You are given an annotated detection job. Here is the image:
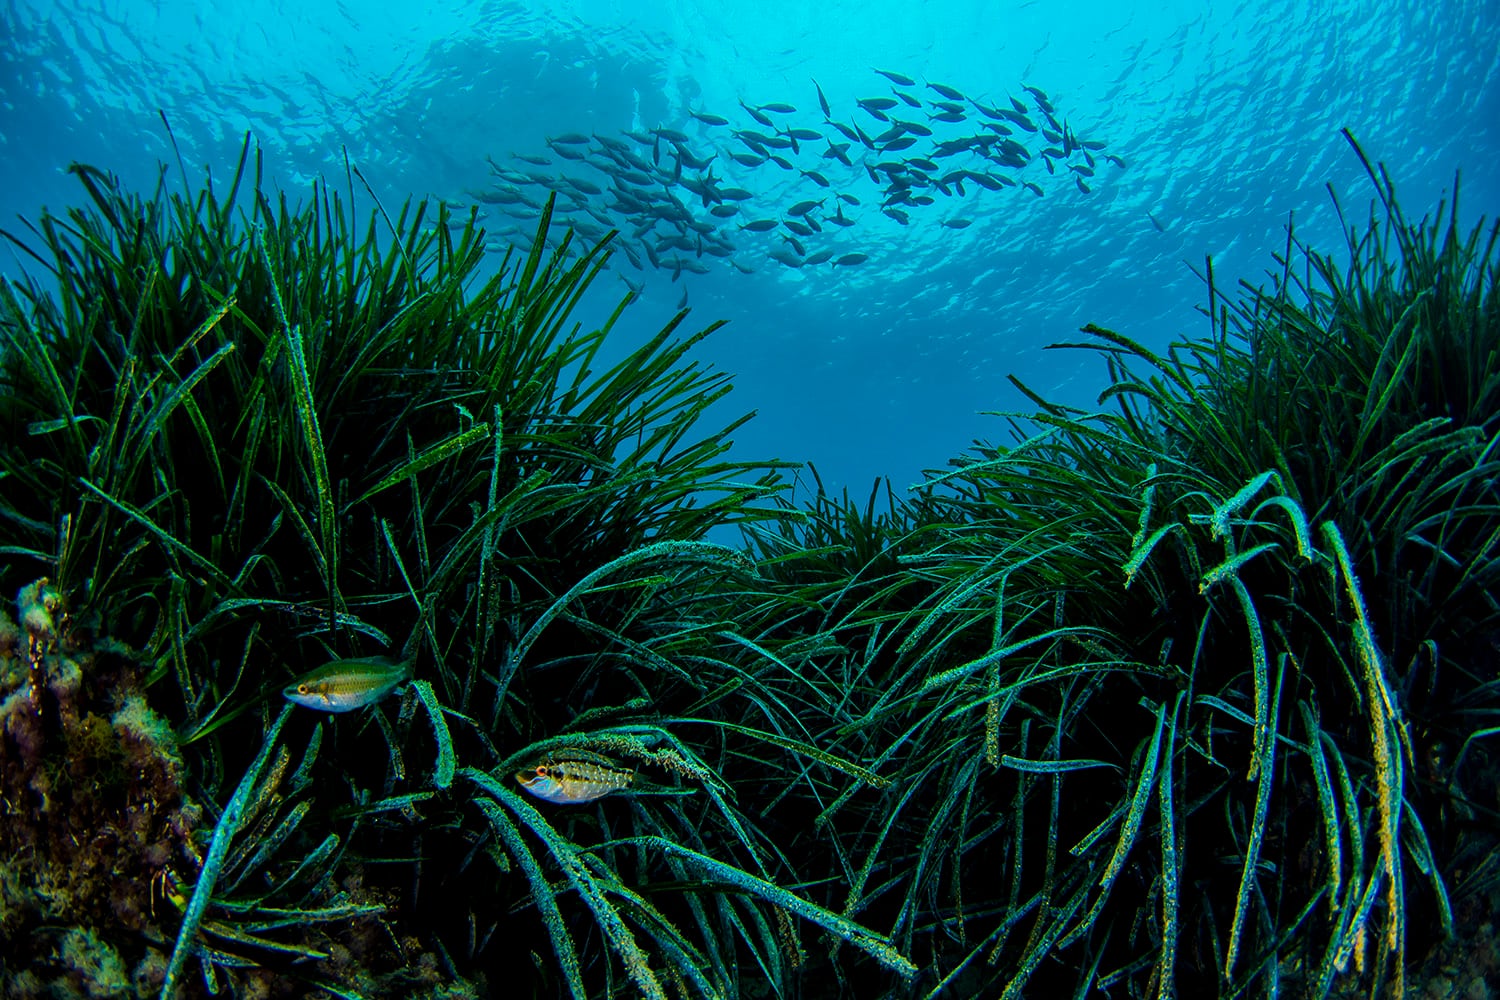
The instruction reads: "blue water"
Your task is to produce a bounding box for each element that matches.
[3,0,1497,498]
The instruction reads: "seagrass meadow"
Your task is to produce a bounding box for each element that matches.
[0,131,1497,999]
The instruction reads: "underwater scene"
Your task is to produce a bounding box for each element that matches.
[1,0,1499,997]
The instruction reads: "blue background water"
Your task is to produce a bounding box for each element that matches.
[3,0,1497,499]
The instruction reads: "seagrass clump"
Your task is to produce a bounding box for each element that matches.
[763,135,1497,997]
[0,135,919,997]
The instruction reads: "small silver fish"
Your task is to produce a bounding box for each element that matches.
[515,749,634,804]
[282,656,411,713]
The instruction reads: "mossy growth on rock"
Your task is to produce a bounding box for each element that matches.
[0,581,198,996]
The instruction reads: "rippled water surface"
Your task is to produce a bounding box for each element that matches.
[3,0,1497,492]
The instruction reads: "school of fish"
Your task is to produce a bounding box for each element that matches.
[470,68,1122,294]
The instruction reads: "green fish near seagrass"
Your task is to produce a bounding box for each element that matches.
[513,748,700,804]
[515,749,636,804]
[282,656,411,713]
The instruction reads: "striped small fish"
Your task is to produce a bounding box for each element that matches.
[282,657,411,713]
[515,749,634,804]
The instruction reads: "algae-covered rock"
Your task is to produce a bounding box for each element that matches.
[58,927,130,998]
[0,608,20,662]
[129,948,167,996]
[0,605,199,998]
[111,692,183,771]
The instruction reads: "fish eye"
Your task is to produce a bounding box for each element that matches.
[298,683,309,694]
[535,765,549,777]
